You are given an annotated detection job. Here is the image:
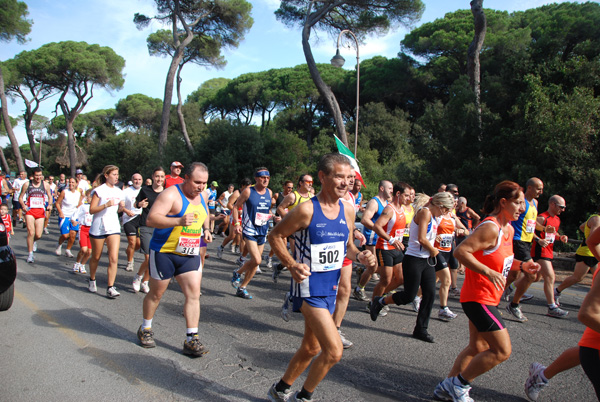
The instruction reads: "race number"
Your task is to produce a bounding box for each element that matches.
[502,255,514,278]
[525,219,536,233]
[255,212,272,226]
[176,236,200,255]
[439,233,453,249]
[29,196,44,208]
[310,241,344,272]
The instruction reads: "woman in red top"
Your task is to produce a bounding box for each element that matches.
[434,181,540,402]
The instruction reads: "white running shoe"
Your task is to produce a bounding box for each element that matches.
[434,377,474,402]
[65,249,74,258]
[140,281,150,294]
[106,286,120,299]
[266,256,273,269]
[338,329,353,349]
[27,253,34,263]
[525,362,548,401]
[217,245,224,259]
[88,279,97,293]
[132,275,142,292]
[72,262,80,273]
[43,227,49,235]
[79,264,87,274]
[412,296,421,312]
[125,260,134,271]
[438,307,458,321]
[55,244,62,256]
[256,266,263,274]
[33,241,37,252]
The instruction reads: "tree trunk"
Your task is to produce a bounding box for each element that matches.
[0,69,25,173]
[25,122,40,163]
[176,63,194,154]
[302,7,348,147]
[0,148,10,174]
[65,119,78,177]
[467,0,486,135]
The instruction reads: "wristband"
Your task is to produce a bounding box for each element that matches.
[234,222,240,226]
[388,236,397,245]
[355,253,361,263]
[520,261,524,272]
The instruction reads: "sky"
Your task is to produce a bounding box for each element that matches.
[0,0,587,147]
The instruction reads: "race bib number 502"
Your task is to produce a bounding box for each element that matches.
[310,241,344,272]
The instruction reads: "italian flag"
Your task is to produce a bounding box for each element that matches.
[334,134,366,188]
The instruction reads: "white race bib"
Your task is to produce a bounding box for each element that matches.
[102,212,120,233]
[545,233,555,244]
[255,212,271,226]
[30,197,44,208]
[394,228,405,238]
[311,241,344,272]
[176,236,200,255]
[440,233,453,249]
[208,201,216,208]
[84,213,93,226]
[404,226,410,237]
[525,219,536,233]
[502,255,514,278]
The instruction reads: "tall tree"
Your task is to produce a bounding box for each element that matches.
[275,0,424,147]
[0,0,32,173]
[134,0,253,158]
[467,0,486,134]
[28,41,125,176]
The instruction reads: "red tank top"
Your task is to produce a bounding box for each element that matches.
[460,217,515,305]
[531,211,560,259]
[579,268,600,350]
[434,214,455,252]
[376,204,406,250]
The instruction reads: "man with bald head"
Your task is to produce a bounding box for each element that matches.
[505,177,547,322]
[530,195,569,318]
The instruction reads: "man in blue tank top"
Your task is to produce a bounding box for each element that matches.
[231,167,274,299]
[266,154,376,402]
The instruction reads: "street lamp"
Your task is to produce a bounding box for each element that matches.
[331,29,360,158]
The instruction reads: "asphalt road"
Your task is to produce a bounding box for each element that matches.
[0,222,596,402]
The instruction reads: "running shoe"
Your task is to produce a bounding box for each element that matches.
[412,331,434,343]
[521,293,534,302]
[234,245,240,254]
[33,241,37,252]
[370,297,385,321]
[236,287,253,299]
[433,377,473,402]
[281,291,291,322]
[371,273,380,282]
[256,266,263,275]
[267,383,292,402]
[106,286,120,299]
[547,306,568,318]
[266,256,273,269]
[235,256,246,267]
[88,279,97,293]
[438,307,457,321]
[506,304,528,322]
[272,263,283,283]
[183,334,208,357]
[44,227,49,235]
[231,270,242,289]
[353,287,369,302]
[365,301,388,317]
[217,245,224,259]
[140,281,150,294]
[65,249,74,258]
[553,288,561,306]
[137,325,155,348]
[55,244,62,256]
[293,392,312,402]
[525,362,548,401]
[133,275,142,292]
[230,244,236,253]
[502,283,514,302]
[27,253,34,263]
[448,287,461,299]
[338,329,353,349]
[79,264,87,274]
[72,262,80,274]
[125,260,134,271]
[411,296,421,312]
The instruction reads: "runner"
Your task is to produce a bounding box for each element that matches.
[456,196,481,232]
[12,171,28,227]
[354,180,392,302]
[132,167,165,293]
[137,162,212,356]
[76,169,92,194]
[504,177,545,322]
[122,173,143,272]
[70,189,93,274]
[231,167,274,299]
[351,178,364,213]
[554,208,600,303]
[87,165,125,298]
[165,161,184,188]
[433,180,540,402]
[207,181,218,233]
[216,178,251,258]
[266,180,293,269]
[530,195,569,318]
[19,168,53,263]
[54,177,82,258]
[370,192,454,343]
[266,153,375,402]
[0,203,14,243]
[215,183,235,236]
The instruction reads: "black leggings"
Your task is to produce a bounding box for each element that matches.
[580,346,600,400]
[391,254,436,334]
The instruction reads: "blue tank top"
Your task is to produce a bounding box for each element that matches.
[363,197,387,243]
[292,197,349,297]
[242,186,272,237]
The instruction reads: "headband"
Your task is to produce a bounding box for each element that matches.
[255,170,270,177]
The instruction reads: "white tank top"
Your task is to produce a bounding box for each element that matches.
[61,189,81,217]
[405,207,439,258]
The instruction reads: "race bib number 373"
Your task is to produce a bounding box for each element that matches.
[310,241,344,272]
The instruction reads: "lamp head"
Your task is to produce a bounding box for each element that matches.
[330,48,345,68]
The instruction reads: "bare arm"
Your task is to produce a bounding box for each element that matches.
[360,198,379,230]
[276,192,296,218]
[579,228,600,332]
[373,206,404,250]
[468,207,481,227]
[146,187,191,229]
[232,187,250,234]
[55,190,66,218]
[344,205,376,267]
[18,182,29,210]
[415,208,438,257]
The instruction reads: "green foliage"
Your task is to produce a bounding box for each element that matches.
[115,94,162,132]
[0,0,32,44]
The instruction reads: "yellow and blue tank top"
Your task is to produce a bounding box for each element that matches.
[288,190,313,212]
[511,199,537,242]
[150,184,208,256]
[576,214,599,257]
[292,197,349,297]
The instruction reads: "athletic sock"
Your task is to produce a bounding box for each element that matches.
[296,387,313,400]
[380,297,387,306]
[142,318,153,329]
[510,302,519,308]
[548,303,558,309]
[186,327,199,341]
[555,287,561,294]
[457,374,470,386]
[275,379,291,393]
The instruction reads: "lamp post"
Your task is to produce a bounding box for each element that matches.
[331,29,360,158]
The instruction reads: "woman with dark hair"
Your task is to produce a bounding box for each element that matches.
[88,165,125,299]
[433,181,541,402]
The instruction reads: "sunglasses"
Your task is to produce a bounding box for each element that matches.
[304,180,313,185]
